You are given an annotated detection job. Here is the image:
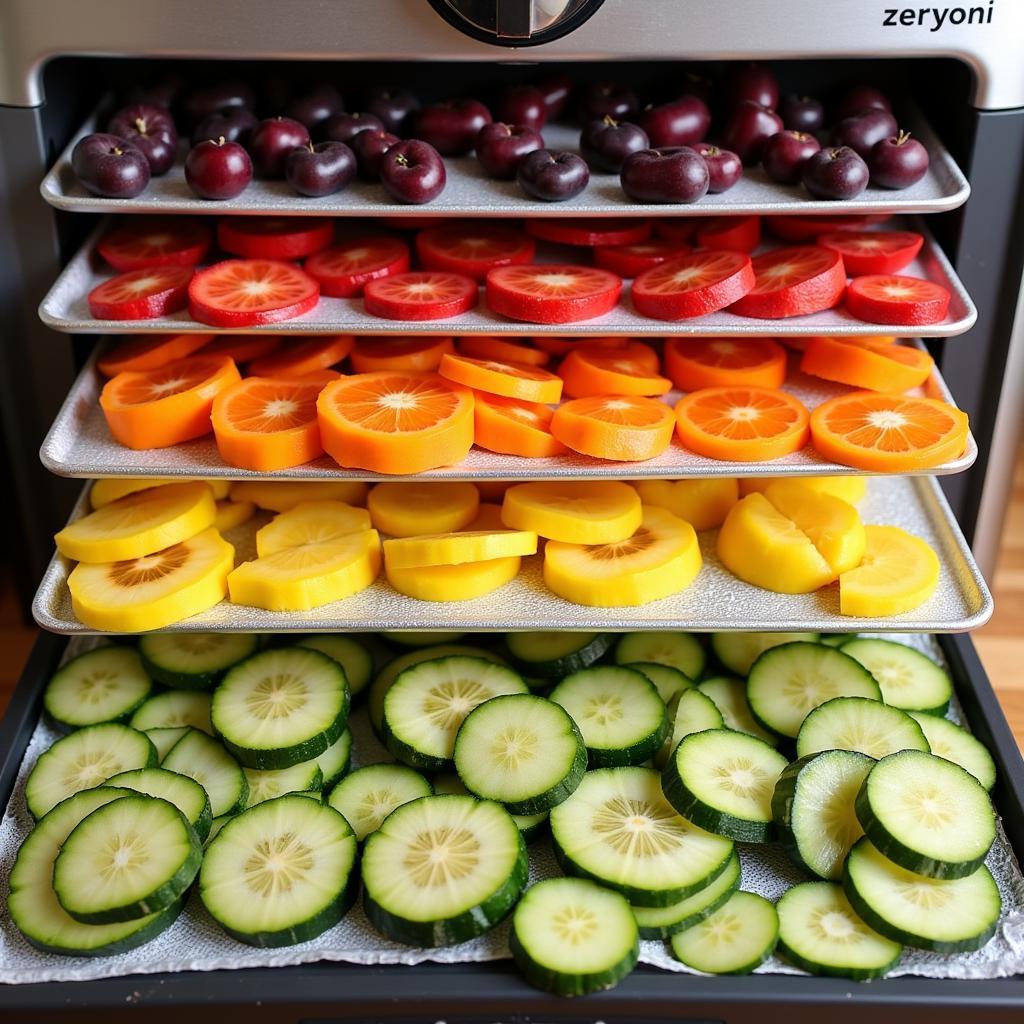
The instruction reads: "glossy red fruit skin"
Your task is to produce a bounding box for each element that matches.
[364,272,478,321]
[497,86,548,131]
[631,252,756,320]
[802,146,870,200]
[181,80,254,129]
[486,265,622,324]
[580,118,650,173]
[249,117,311,178]
[367,88,421,135]
[72,133,151,198]
[380,139,447,204]
[538,75,573,118]
[761,131,822,185]
[639,96,711,148]
[192,108,258,147]
[321,111,385,145]
[97,219,212,272]
[722,101,784,165]
[730,247,847,319]
[696,215,761,253]
[846,275,950,325]
[476,123,545,179]
[304,237,411,297]
[415,100,492,156]
[869,132,930,189]
[831,110,899,160]
[593,240,690,278]
[352,129,400,180]
[517,150,590,201]
[727,62,780,110]
[693,144,742,193]
[580,82,639,123]
[835,85,892,121]
[525,218,650,247]
[620,147,709,204]
[778,94,825,133]
[107,104,178,175]
[217,217,334,260]
[88,266,193,320]
[285,85,344,132]
[285,141,356,197]
[184,138,253,200]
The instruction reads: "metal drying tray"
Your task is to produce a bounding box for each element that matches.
[32,475,993,635]
[40,341,978,482]
[40,105,969,218]
[38,216,978,338]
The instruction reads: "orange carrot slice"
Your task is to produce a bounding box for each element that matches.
[438,353,563,403]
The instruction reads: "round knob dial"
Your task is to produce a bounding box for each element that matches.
[429,0,606,46]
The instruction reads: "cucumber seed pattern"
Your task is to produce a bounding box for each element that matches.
[405,827,480,887]
[245,674,309,720]
[490,727,538,771]
[552,904,600,945]
[244,831,315,897]
[592,794,689,857]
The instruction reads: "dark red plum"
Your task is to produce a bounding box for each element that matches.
[497,86,548,131]
[415,100,492,156]
[580,117,649,173]
[181,81,254,128]
[352,129,400,179]
[620,147,709,204]
[107,104,177,175]
[380,140,447,204]
[192,108,258,147]
[694,143,742,193]
[727,63,780,110]
[870,131,930,188]
[517,149,589,201]
[367,88,421,135]
[72,133,151,198]
[761,131,822,185]
[248,117,311,178]
[476,122,544,179]
[640,96,711,148]
[322,112,385,145]
[285,141,356,196]
[835,86,892,121]
[802,146,870,200]
[580,82,639,123]
[722,101,784,165]
[538,75,573,118]
[779,94,825,133]
[184,137,252,200]
[831,109,899,160]
[286,85,345,132]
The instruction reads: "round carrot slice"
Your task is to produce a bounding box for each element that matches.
[212,374,329,471]
[631,251,755,321]
[457,336,550,366]
[800,337,934,393]
[248,335,355,377]
[779,334,896,353]
[473,393,567,458]
[416,223,535,282]
[532,336,629,356]
[188,259,320,327]
[363,272,478,321]
[317,371,474,474]
[351,336,454,373]
[594,239,691,278]
[551,396,675,462]
[438,353,563,403]
[525,218,651,247]
[97,218,212,272]
[810,392,969,472]
[729,246,846,319]
[304,236,411,297]
[88,266,193,321]
[217,216,334,260]
[195,335,284,364]
[674,387,810,462]
[100,356,241,450]
[576,340,661,373]
[817,231,923,276]
[558,348,672,398]
[664,337,788,391]
[845,275,951,326]
[486,265,622,324]
[695,215,761,253]
[97,333,215,377]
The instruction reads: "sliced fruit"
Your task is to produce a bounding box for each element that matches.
[505,632,613,679]
[195,334,283,364]
[98,218,212,272]
[695,215,761,253]
[88,266,193,320]
[631,850,740,938]
[416,223,535,281]
[765,213,890,242]
[544,505,701,606]
[578,339,661,373]
[384,527,537,569]
[631,251,755,321]
[303,235,410,297]
[386,554,521,602]
[130,691,212,733]
[473,393,568,458]
[242,760,323,808]
[89,478,200,509]
[817,231,923,276]
[711,631,820,676]
[351,336,454,373]
[846,275,951,326]
[525,218,651,247]
[318,372,475,473]
[558,348,671,398]
[189,258,320,328]
[217,216,334,260]
[98,333,214,377]
[228,480,368,512]
[670,891,778,975]
[801,337,933,393]
[730,246,846,319]
[652,219,697,244]
[675,386,810,462]
[653,688,724,770]
[632,478,738,531]
[907,712,996,791]
[532,336,629,356]
[738,475,867,504]
[138,632,258,691]
[839,525,939,617]
[256,500,371,556]
[501,481,642,543]
[368,481,479,536]
[696,678,778,746]
[840,638,952,714]
[457,336,549,367]
[486,265,622,324]
[363,271,478,320]
[594,239,691,278]
[44,645,152,730]
[326,764,433,841]
[162,727,248,817]
[614,631,705,680]
[439,352,563,402]
[551,395,676,462]
[664,337,787,391]
[248,335,354,377]
[796,695,930,760]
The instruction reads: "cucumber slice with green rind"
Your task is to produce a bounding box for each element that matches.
[25,723,157,820]
[777,880,902,979]
[908,712,996,791]
[843,838,1001,953]
[510,877,639,996]
[854,750,995,879]
[505,632,613,679]
[840,638,952,714]
[771,750,872,880]
[433,772,547,842]
[625,662,694,704]
[549,666,667,768]
[631,850,741,939]
[106,767,213,842]
[212,647,349,770]
[205,815,232,846]
[327,763,433,841]
[662,729,788,843]
[362,794,528,947]
[243,761,323,809]
[200,794,359,947]
[53,794,201,924]
[711,632,819,676]
[796,696,930,760]
[615,632,705,680]
[383,656,528,771]
[550,766,734,908]
[654,689,724,770]
[697,676,779,747]
[44,646,152,730]
[315,728,353,792]
[454,693,586,814]
[130,691,213,734]
[145,726,189,762]
[746,642,881,739]
[162,727,248,818]
[297,635,373,698]
[138,633,258,690]
[669,890,779,975]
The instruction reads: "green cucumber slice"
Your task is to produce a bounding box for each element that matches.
[711,632,819,676]
[625,662,694,704]
[843,838,1001,953]
[162,727,248,818]
[200,794,359,947]
[908,712,996,791]
[777,880,901,979]
[505,632,613,679]
[130,691,212,733]
[653,688,724,770]
[432,773,547,841]
[670,891,778,975]
[820,634,854,647]
[243,760,323,809]
[454,693,586,813]
[106,766,213,842]
[44,646,151,730]
[697,676,779,747]
[511,877,639,996]
[362,794,528,947]
[840,638,952,714]
[138,633,258,690]
[796,696,930,760]
[297,634,373,698]
[550,766,734,907]
[205,815,232,845]
[314,728,353,792]
[144,726,189,762]
[615,632,705,680]
[327,763,433,841]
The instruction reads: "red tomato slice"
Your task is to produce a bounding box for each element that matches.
[593,239,691,278]
[764,214,890,242]
[653,219,697,244]
[525,218,651,247]
[729,246,846,319]
[88,266,193,320]
[415,223,536,282]
[97,218,212,272]
[695,215,761,254]
[631,250,755,321]
[846,275,951,326]
[217,216,334,260]
[363,272,478,321]
[486,265,622,324]
[188,260,320,327]
[817,231,924,276]
[304,236,411,297]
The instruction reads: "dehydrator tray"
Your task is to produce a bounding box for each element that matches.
[40,341,978,482]
[38,217,978,338]
[31,475,992,635]
[40,106,970,218]
[0,633,1021,989]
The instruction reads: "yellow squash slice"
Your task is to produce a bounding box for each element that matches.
[839,525,939,617]
[367,482,479,537]
[501,481,642,544]
[738,475,867,505]
[383,528,538,569]
[255,500,372,557]
[386,555,521,602]
[213,499,255,533]
[91,477,230,508]
[228,480,368,512]
[632,478,739,531]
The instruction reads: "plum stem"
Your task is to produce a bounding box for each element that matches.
[895,130,913,146]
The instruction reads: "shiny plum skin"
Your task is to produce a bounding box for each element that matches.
[761,131,822,185]
[352,130,400,180]
[286,85,344,132]
[380,139,447,204]
[538,75,573,118]
[722,101,784,165]
[248,117,311,178]
[476,123,545,179]
[107,104,178,175]
[72,133,151,197]
[802,146,870,200]
[517,149,590,201]
[580,82,639,123]
[414,100,492,156]
[580,118,650,173]
[184,138,252,200]
[831,109,899,160]
[869,131,930,189]
[181,81,254,129]
[835,86,892,121]
[694,144,742,193]
[192,108,258,147]
[727,63,780,110]
[778,94,825,133]
[285,141,356,197]
[620,147,710,204]
[367,89,421,135]
[640,96,712,149]
[497,86,548,131]
[322,112,385,145]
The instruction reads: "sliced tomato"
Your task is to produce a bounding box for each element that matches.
[846,275,951,326]
[304,236,410,298]
[525,218,651,247]
[188,259,320,327]
[486,265,622,324]
[817,231,924,276]
[729,246,846,319]
[217,216,334,260]
[593,239,691,278]
[631,250,755,321]
[97,218,212,272]
[695,216,761,253]
[88,266,193,321]
[416,223,536,282]
[652,219,697,244]
[363,271,478,321]
[764,214,890,242]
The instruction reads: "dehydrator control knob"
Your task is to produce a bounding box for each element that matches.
[429,0,606,45]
